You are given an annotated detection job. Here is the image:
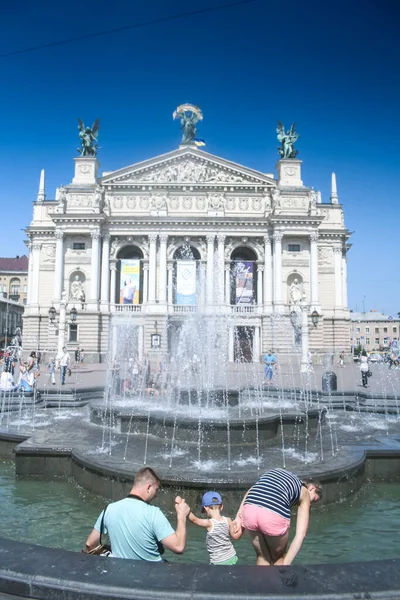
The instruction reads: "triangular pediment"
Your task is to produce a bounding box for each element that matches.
[101,147,275,186]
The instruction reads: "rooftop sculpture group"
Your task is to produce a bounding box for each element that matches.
[276,121,299,159]
[77,118,100,157]
[173,104,203,145]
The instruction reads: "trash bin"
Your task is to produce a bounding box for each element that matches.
[322,371,337,393]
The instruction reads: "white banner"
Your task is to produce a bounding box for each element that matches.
[176,261,196,305]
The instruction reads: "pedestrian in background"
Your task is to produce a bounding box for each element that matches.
[48,357,56,385]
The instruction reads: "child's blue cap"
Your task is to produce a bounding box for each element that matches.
[201,491,222,507]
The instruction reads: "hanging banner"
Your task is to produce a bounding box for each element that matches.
[234,261,254,305]
[176,261,197,305]
[120,260,140,304]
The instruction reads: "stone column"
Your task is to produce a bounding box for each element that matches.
[167,264,173,305]
[30,242,41,305]
[264,234,272,310]
[300,304,310,373]
[257,265,264,308]
[53,228,64,303]
[217,234,225,304]
[90,229,101,302]
[143,265,149,303]
[253,326,260,363]
[159,234,168,303]
[199,262,206,308]
[273,231,283,310]
[26,245,33,305]
[206,234,215,305]
[342,253,348,308]
[57,294,67,356]
[110,262,117,306]
[224,265,231,305]
[333,244,342,308]
[100,233,110,309]
[148,234,157,303]
[309,231,319,307]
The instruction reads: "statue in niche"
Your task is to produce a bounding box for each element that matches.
[289,278,302,304]
[111,237,120,257]
[70,275,85,303]
[277,121,299,159]
[309,188,317,214]
[77,118,100,157]
[93,186,104,208]
[272,188,281,209]
[173,104,203,145]
[58,186,67,212]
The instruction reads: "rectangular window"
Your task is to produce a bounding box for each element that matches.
[384,327,388,333]
[393,327,397,333]
[288,244,301,252]
[375,338,380,345]
[356,338,360,344]
[23,285,27,293]
[375,327,379,333]
[365,338,370,345]
[356,327,360,333]
[69,324,78,342]
[365,327,370,333]
[72,242,85,250]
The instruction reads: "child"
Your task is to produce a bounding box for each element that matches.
[188,491,242,565]
[48,357,56,385]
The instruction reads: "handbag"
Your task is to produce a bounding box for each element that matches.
[85,505,111,556]
[367,370,372,378]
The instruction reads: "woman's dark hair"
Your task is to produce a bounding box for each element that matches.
[302,479,323,499]
[30,351,36,357]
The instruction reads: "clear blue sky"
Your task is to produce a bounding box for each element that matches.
[0,0,399,314]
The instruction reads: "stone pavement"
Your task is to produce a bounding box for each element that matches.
[35,360,400,395]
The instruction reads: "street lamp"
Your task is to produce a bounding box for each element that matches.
[311,310,320,328]
[48,293,79,354]
[290,301,320,373]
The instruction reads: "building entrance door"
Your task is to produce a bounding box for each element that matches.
[234,326,254,362]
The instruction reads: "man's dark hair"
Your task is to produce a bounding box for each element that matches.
[134,467,160,487]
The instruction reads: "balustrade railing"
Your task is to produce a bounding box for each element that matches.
[114,304,142,313]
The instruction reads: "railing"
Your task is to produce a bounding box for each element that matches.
[231,305,256,314]
[114,304,142,313]
[172,305,197,313]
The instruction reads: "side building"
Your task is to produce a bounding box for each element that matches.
[23,138,351,362]
[0,255,28,305]
[350,311,399,351]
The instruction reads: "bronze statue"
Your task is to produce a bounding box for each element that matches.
[173,104,203,145]
[77,118,100,157]
[277,121,299,159]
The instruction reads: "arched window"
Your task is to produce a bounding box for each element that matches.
[230,247,258,305]
[173,244,201,305]
[116,246,144,304]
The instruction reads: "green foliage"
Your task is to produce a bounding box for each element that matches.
[354,343,363,356]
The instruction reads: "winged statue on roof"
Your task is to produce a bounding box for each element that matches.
[276,121,299,159]
[173,104,203,145]
[77,118,100,157]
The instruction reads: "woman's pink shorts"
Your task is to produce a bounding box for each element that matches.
[242,504,290,536]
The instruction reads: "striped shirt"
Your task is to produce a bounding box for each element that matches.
[244,468,302,521]
[206,517,236,564]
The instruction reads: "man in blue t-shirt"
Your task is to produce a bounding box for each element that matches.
[85,467,190,561]
[263,350,276,384]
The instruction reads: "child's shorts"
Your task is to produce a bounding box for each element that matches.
[212,555,238,565]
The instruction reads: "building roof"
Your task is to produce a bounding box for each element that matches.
[0,255,28,272]
[350,311,399,322]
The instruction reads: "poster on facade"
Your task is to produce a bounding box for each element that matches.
[234,261,254,304]
[119,260,140,304]
[176,261,197,305]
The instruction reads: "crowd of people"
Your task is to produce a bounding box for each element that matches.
[84,466,322,566]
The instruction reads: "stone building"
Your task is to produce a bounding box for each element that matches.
[23,137,351,362]
[350,311,399,351]
[0,255,28,305]
[0,297,24,349]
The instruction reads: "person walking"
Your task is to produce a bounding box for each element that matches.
[85,467,190,561]
[188,491,242,565]
[79,349,85,365]
[263,350,276,385]
[74,346,80,366]
[360,350,369,387]
[233,468,322,566]
[57,347,70,386]
[48,357,56,385]
[339,351,345,367]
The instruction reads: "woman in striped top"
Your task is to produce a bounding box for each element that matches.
[233,468,322,566]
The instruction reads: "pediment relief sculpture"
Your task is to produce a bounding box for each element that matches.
[109,159,263,185]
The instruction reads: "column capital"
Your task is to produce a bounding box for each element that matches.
[257,264,264,272]
[148,233,158,244]
[263,234,271,245]
[159,233,168,244]
[91,228,101,241]
[55,228,64,241]
[206,233,215,244]
[273,231,283,242]
[217,233,226,244]
[32,242,42,252]
[332,244,342,254]
[224,264,230,272]
[102,232,111,242]
[309,231,319,243]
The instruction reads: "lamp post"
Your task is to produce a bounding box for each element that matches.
[48,291,78,356]
[290,299,320,374]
